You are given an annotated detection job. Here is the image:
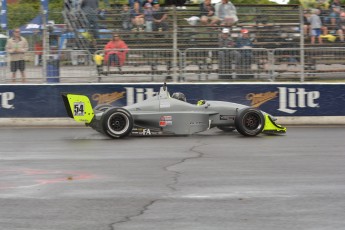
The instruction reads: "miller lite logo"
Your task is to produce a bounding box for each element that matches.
[278,87,320,114]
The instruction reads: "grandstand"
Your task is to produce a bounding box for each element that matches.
[10,2,344,82]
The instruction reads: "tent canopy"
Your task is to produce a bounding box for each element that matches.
[18,15,62,35]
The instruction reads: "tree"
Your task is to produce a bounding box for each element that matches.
[6,0,64,29]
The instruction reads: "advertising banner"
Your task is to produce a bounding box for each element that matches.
[0,83,344,117]
[0,0,7,30]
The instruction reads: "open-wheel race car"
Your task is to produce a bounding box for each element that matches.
[61,83,286,138]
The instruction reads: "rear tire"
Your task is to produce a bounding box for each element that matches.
[94,104,112,112]
[235,108,265,137]
[101,108,133,138]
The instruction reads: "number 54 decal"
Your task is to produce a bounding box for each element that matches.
[74,102,85,116]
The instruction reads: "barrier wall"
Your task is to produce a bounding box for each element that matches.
[0,83,344,120]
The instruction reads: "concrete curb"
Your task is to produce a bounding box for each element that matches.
[0,117,344,127]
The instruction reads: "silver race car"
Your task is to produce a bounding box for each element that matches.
[62,83,286,138]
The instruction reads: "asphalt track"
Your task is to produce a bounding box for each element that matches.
[0,126,345,230]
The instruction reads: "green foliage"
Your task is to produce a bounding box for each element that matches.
[231,0,276,3]
[49,1,64,24]
[7,3,39,29]
[7,0,64,29]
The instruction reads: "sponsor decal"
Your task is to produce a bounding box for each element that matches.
[190,121,204,125]
[92,91,125,105]
[246,91,278,108]
[125,87,155,105]
[0,92,15,109]
[220,115,234,120]
[131,128,152,135]
[246,88,320,114]
[160,116,172,127]
[142,129,151,135]
[278,87,320,114]
[73,102,85,116]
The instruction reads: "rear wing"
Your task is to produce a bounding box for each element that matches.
[61,93,94,123]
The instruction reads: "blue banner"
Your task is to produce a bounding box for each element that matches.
[0,83,344,117]
[1,0,7,30]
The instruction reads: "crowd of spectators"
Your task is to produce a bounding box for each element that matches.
[303,0,345,44]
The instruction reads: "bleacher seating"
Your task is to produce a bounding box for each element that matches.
[63,3,345,79]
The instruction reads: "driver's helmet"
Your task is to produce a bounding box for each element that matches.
[171,92,186,102]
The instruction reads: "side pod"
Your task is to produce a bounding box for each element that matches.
[262,114,287,134]
[61,93,95,123]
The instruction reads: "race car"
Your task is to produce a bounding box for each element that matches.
[61,83,286,138]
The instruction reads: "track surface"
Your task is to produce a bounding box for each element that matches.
[0,126,345,230]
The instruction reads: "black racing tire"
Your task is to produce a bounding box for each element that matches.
[94,104,112,112]
[235,108,265,137]
[217,126,236,132]
[101,108,133,138]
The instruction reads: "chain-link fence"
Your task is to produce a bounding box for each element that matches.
[2,47,345,83]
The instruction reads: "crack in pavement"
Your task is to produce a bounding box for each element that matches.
[164,142,207,192]
[108,142,207,229]
[108,199,160,230]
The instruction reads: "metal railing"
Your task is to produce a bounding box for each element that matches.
[1,47,345,83]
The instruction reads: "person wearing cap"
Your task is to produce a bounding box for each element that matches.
[218,28,239,79]
[219,28,234,48]
[214,0,238,26]
[236,29,253,48]
[235,29,255,78]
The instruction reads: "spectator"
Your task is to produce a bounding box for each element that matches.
[34,40,43,66]
[5,28,29,83]
[218,28,238,79]
[200,0,217,26]
[152,1,169,31]
[142,0,153,7]
[235,29,254,78]
[144,3,154,32]
[214,0,238,27]
[336,12,345,42]
[81,0,99,39]
[236,29,254,48]
[121,4,133,31]
[130,1,145,31]
[319,7,329,35]
[329,0,342,31]
[303,10,311,36]
[308,9,323,44]
[104,34,128,71]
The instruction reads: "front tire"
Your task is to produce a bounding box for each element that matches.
[235,108,265,137]
[101,108,133,138]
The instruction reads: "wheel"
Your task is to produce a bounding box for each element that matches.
[94,104,112,112]
[101,108,133,138]
[217,126,236,132]
[235,108,265,137]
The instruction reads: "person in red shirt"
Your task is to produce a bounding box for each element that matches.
[104,34,128,71]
